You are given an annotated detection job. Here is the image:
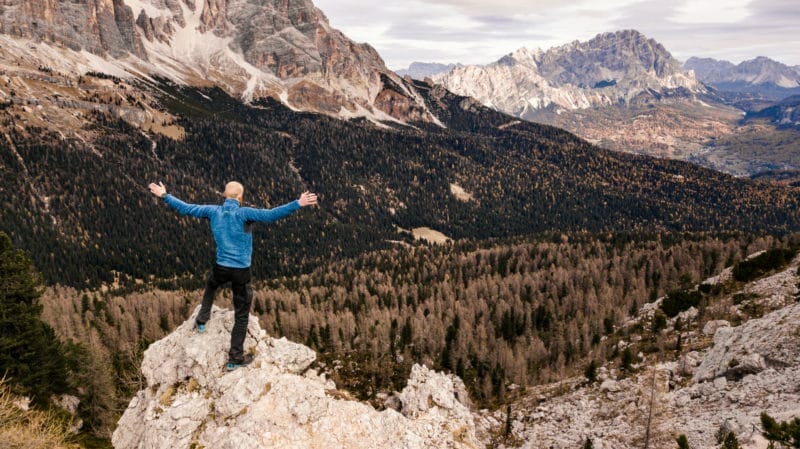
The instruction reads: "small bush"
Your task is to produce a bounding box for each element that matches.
[733,248,798,283]
[584,360,598,384]
[720,431,741,449]
[661,289,702,318]
[676,434,691,449]
[732,293,757,305]
[621,348,635,372]
[761,412,800,448]
[652,312,668,334]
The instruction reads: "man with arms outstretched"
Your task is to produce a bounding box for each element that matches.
[148,181,317,370]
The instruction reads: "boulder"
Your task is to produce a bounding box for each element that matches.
[702,320,730,336]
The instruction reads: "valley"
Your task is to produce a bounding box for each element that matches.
[0,1,799,448]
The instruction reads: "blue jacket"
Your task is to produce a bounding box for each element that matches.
[163,194,301,268]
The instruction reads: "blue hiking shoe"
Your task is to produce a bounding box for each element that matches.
[226,354,254,371]
[196,322,206,333]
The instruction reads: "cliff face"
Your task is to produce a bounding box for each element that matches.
[112,306,478,449]
[0,0,147,59]
[0,0,433,123]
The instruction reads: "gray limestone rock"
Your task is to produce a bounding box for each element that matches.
[113,306,478,449]
[694,302,800,383]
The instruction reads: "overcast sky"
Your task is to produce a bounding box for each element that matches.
[313,0,800,70]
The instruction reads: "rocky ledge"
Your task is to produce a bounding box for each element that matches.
[112,306,477,449]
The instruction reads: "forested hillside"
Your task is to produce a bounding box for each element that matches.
[2,80,800,289]
[41,232,795,421]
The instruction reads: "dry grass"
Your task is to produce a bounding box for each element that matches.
[412,227,451,244]
[0,380,79,449]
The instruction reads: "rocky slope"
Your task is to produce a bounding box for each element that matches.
[0,0,434,124]
[112,252,800,449]
[113,306,478,449]
[480,256,800,449]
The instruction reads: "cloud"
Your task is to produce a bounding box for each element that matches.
[313,0,800,68]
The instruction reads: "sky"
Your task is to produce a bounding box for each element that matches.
[313,0,800,70]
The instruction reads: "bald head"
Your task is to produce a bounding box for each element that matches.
[224,182,244,201]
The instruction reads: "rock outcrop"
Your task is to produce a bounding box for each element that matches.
[112,306,478,449]
[694,301,799,382]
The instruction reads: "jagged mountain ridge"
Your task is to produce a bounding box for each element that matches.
[433,29,705,116]
[431,30,800,174]
[0,0,433,122]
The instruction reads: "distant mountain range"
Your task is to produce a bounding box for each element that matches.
[418,31,800,176]
[685,56,800,101]
[429,30,734,161]
[396,62,458,79]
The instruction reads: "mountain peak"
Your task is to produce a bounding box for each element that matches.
[113,306,478,449]
[685,54,800,93]
[434,28,702,116]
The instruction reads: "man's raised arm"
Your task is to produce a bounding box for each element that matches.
[241,191,318,223]
[148,182,215,219]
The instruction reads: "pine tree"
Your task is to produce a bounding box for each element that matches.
[584,360,598,383]
[0,232,71,403]
[721,432,741,449]
[761,412,800,448]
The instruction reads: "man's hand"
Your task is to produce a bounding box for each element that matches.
[298,191,318,207]
[149,182,167,198]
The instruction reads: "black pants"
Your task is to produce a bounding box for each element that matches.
[196,263,252,363]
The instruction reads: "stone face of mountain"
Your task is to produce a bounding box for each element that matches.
[0,0,147,59]
[113,306,478,449]
[0,0,433,122]
[433,30,704,117]
[396,62,457,79]
[685,56,800,101]
[430,31,800,173]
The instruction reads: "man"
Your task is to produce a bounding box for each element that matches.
[148,181,318,370]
